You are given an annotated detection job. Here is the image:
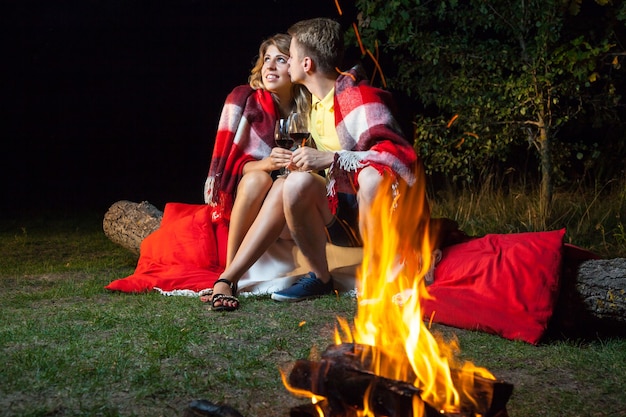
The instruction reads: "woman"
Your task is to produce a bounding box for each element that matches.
[203,33,310,310]
[105,34,309,300]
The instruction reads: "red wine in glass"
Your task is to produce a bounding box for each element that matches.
[288,132,310,146]
[287,113,310,148]
[275,137,295,149]
[274,118,293,176]
[274,118,293,149]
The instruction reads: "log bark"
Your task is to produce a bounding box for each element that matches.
[577,258,626,320]
[102,200,163,255]
[550,257,626,338]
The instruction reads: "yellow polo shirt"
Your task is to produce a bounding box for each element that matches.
[310,88,341,152]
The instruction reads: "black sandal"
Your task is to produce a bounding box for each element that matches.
[210,278,239,312]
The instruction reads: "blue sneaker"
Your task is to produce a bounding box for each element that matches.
[271,272,333,302]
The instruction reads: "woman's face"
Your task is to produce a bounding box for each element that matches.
[262,44,291,94]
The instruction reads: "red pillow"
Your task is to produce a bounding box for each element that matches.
[422,229,566,344]
[105,203,228,293]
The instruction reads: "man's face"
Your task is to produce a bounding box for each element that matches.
[288,38,305,84]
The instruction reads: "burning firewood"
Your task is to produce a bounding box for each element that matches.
[286,343,513,417]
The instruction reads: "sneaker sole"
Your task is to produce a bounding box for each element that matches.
[270,293,327,302]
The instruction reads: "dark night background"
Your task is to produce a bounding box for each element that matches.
[3,0,356,216]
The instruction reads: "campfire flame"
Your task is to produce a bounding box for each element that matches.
[283,167,496,416]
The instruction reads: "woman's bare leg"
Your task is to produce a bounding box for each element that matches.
[201,171,272,304]
[212,179,288,308]
[226,171,273,268]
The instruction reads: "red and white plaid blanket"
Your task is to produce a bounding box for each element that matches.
[328,66,419,210]
[204,85,278,223]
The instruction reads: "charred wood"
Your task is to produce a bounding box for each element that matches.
[287,343,513,417]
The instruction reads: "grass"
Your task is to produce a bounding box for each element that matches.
[1,183,625,416]
[430,177,626,258]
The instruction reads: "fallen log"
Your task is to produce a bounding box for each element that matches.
[102,200,163,255]
[551,257,626,338]
[577,258,626,321]
[102,200,626,333]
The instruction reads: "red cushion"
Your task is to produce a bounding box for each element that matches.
[105,203,228,293]
[422,229,566,344]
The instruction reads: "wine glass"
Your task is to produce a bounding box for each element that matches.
[287,112,311,148]
[274,118,293,176]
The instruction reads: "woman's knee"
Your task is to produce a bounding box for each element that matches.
[237,171,272,196]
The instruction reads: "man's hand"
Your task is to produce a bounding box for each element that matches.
[290,147,334,172]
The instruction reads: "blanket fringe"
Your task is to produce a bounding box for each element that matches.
[155,287,210,297]
[204,177,215,205]
[336,150,364,172]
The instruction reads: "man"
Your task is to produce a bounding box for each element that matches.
[271,17,424,301]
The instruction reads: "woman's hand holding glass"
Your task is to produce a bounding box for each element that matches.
[284,112,312,173]
[274,118,295,176]
[271,113,309,176]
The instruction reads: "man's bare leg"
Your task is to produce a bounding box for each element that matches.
[355,166,384,242]
[282,171,334,283]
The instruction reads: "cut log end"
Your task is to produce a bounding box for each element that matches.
[102,200,163,254]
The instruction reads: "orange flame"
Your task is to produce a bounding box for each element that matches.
[335,67,356,81]
[280,369,326,405]
[282,165,495,415]
[446,114,459,128]
[352,169,494,414]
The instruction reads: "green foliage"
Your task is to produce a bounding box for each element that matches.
[350,0,624,191]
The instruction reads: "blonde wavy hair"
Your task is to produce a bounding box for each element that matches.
[249,33,310,115]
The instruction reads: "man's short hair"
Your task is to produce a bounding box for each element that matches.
[288,18,344,75]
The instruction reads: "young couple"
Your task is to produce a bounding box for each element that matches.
[205,18,424,311]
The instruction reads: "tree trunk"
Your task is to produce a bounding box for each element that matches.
[577,258,626,321]
[538,125,552,227]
